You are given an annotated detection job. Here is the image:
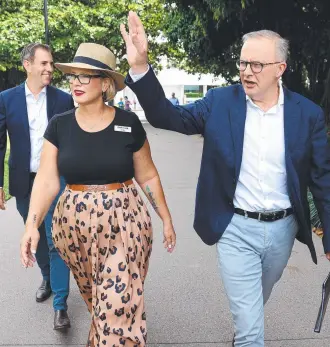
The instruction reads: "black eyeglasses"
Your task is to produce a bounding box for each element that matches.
[236,60,282,74]
[64,73,103,85]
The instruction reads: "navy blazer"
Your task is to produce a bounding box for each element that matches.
[126,67,330,264]
[0,83,74,198]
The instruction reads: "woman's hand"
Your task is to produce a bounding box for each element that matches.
[163,221,176,253]
[20,226,40,268]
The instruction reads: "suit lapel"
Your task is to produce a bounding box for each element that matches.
[229,85,247,178]
[46,85,56,120]
[16,83,30,138]
[284,88,301,155]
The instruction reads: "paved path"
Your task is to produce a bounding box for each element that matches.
[0,125,329,346]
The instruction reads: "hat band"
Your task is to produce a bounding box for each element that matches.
[73,56,113,71]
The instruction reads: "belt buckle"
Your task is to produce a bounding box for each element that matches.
[262,211,273,222]
[88,185,98,191]
[273,212,277,221]
[87,184,106,191]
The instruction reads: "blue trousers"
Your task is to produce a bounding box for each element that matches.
[16,175,70,311]
[217,213,298,347]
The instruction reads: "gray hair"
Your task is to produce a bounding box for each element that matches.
[242,30,289,62]
[20,43,52,65]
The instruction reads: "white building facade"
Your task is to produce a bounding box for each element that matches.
[114,62,225,120]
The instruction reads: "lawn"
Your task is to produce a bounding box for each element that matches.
[4,140,11,201]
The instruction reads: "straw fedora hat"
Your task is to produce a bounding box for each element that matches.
[55,43,125,92]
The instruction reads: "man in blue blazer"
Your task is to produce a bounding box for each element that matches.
[121,12,330,347]
[0,43,74,330]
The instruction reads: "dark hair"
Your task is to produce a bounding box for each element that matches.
[20,43,52,65]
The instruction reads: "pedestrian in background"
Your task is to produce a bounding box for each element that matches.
[124,95,132,111]
[169,92,179,106]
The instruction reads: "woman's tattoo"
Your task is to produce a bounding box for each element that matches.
[32,214,37,226]
[146,185,158,210]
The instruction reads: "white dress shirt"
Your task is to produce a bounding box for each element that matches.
[25,83,48,173]
[129,69,291,212]
[129,67,150,83]
[233,84,291,211]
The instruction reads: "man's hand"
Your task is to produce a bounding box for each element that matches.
[326,253,330,261]
[0,188,5,210]
[120,11,149,75]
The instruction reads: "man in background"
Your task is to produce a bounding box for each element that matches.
[0,43,74,330]
[169,92,179,106]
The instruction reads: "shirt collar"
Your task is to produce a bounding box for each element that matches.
[246,81,284,108]
[25,82,47,98]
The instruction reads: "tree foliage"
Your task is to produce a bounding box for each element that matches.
[0,0,177,89]
[164,0,330,121]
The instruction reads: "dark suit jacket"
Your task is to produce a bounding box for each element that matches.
[126,67,330,264]
[0,83,74,198]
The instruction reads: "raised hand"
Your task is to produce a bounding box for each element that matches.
[120,11,149,74]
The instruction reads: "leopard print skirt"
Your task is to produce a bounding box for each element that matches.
[51,182,153,347]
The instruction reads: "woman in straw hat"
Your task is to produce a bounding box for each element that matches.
[20,43,176,347]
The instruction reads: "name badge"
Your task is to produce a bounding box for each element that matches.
[114,125,131,133]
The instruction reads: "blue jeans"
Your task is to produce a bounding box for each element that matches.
[16,175,70,311]
[217,213,298,347]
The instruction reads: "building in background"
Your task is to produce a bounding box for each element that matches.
[114,59,225,121]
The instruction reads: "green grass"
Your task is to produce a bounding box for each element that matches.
[4,140,11,201]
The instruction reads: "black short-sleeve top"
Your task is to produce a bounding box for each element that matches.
[44,108,146,185]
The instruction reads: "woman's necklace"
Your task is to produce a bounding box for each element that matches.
[79,107,105,131]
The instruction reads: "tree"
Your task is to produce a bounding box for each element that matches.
[0,0,178,89]
[163,0,330,122]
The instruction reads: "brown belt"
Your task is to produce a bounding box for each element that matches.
[67,179,134,192]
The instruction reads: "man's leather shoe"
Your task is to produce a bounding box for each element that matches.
[54,310,71,330]
[36,280,52,302]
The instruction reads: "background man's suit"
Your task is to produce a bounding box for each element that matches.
[0,83,74,311]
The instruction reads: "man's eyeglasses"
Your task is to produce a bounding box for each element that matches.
[236,60,282,74]
[64,73,103,85]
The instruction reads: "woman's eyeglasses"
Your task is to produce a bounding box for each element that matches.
[64,73,103,85]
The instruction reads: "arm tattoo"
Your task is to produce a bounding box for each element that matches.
[146,185,158,211]
[32,214,37,226]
